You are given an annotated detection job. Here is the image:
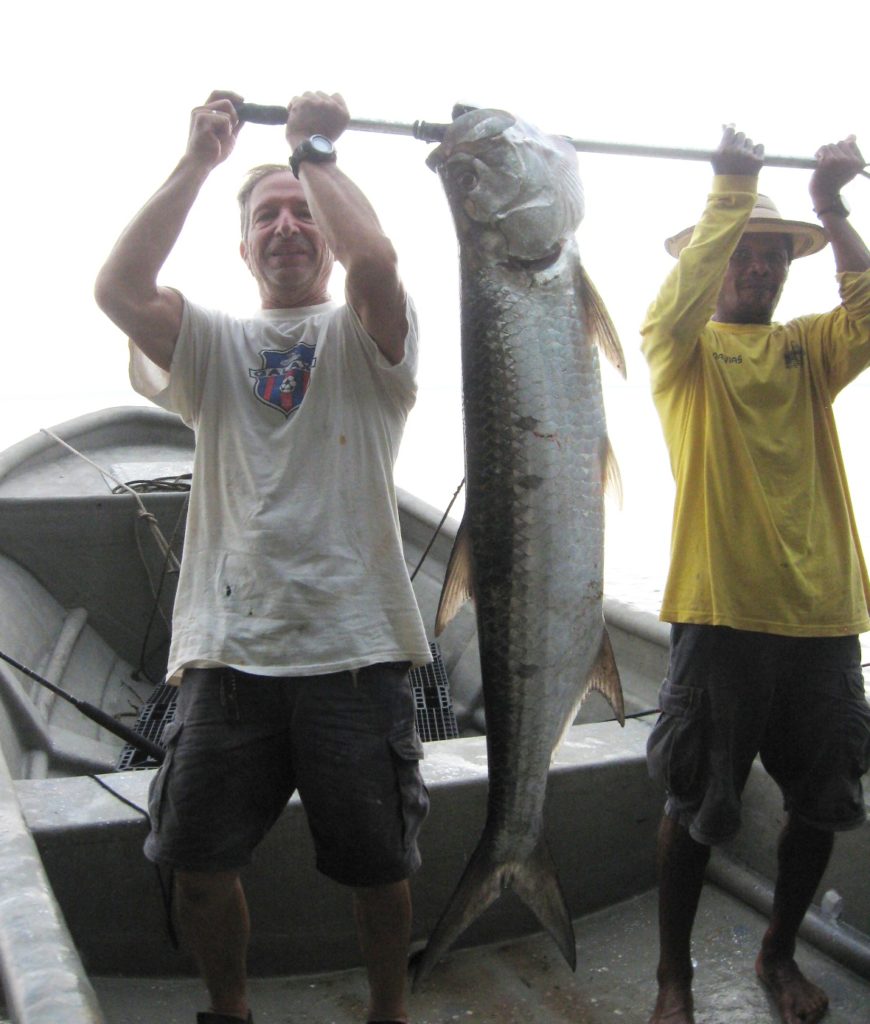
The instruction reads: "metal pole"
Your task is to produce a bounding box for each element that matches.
[234,103,447,143]
[563,138,824,172]
[0,648,165,763]
[233,103,870,178]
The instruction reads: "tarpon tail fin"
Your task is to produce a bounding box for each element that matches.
[586,628,625,726]
[411,832,576,989]
[435,515,475,636]
[511,839,577,970]
[578,264,626,378]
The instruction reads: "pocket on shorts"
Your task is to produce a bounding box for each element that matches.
[842,669,870,779]
[146,721,184,834]
[812,664,870,781]
[388,727,429,850]
[647,680,709,800]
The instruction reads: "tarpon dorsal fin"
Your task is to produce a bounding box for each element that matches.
[435,516,475,636]
[603,437,623,508]
[585,628,625,726]
[579,265,626,378]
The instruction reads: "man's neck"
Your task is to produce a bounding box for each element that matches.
[711,313,773,325]
[261,289,331,311]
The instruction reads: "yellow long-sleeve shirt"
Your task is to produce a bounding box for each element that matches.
[641,175,870,636]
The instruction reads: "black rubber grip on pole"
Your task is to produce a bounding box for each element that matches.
[0,648,165,764]
[73,699,166,763]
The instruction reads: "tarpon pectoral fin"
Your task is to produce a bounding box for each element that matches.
[585,628,625,726]
[434,516,475,636]
[603,437,623,508]
[411,834,576,989]
[578,264,626,378]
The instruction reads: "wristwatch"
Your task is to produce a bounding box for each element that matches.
[290,134,337,179]
[813,195,850,219]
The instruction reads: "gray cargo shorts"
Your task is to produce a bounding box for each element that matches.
[647,624,870,845]
[144,662,429,886]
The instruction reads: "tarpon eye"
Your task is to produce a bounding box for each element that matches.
[449,164,479,193]
[457,169,478,191]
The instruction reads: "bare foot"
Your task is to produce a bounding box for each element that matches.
[756,952,829,1024]
[648,982,695,1024]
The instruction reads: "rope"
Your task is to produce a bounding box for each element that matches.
[87,775,179,949]
[111,474,191,494]
[622,708,660,720]
[410,477,465,581]
[134,493,189,680]
[40,427,188,684]
[40,428,182,573]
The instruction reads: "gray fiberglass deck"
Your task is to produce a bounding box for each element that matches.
[89,885,870,1024]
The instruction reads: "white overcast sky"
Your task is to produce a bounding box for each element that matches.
[3,0,869,602]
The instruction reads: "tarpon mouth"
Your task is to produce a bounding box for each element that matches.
[425,107,517,172]
[502,245,563,273]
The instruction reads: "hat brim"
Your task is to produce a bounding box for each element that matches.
[665,217,828,260]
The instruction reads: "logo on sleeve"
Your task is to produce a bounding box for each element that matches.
[248,343,316,418]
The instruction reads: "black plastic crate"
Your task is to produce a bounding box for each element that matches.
[116,683,178,770]
[410,641,460,742]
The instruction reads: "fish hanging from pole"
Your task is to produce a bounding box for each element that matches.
[412,106,626,985]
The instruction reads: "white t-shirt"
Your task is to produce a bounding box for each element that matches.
[130,296,431,683]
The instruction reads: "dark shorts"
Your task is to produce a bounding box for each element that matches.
[647,625,870,845]
[144,663,430,886]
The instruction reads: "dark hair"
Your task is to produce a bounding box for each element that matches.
[237,164,290,237]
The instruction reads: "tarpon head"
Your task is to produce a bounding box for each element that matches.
[427,107,584,269]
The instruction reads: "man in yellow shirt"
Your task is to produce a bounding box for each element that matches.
[642,127,870,1024]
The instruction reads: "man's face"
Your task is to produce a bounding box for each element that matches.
[240,171,334,309]
[713,233,791,325]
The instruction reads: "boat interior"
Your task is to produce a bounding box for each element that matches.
[0,408,867,1023]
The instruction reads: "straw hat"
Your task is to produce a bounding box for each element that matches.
[665,195,828,259]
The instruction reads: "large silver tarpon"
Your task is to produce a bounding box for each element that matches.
[414,108,626,984]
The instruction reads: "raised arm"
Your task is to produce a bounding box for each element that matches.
[285,91,408,365]
[810,136,870,274]
[94,91,244,370]
[641,126,762,390]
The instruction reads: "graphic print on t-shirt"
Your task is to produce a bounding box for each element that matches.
[248,342,316,418]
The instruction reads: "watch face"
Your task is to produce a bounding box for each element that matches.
[310,134,334,155]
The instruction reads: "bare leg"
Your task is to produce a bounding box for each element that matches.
[649,815,711,1024]
[176,869,251,1021]
[755,816,833,1024]
[353,880,412,1023]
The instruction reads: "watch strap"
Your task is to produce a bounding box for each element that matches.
[290,136,337,179]
[813,195,849,219]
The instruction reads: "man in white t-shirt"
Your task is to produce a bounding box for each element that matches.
[95,89,431,1024]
